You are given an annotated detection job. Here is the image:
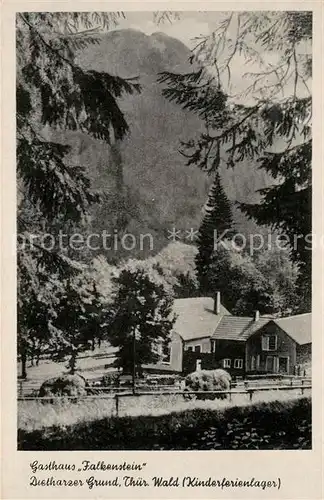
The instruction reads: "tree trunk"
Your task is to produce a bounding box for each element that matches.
[132,329,136,394]
[21,350,27,379]
[69,350,77,375]
[91,338,95,351]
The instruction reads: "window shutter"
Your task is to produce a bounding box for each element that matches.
[261,336,268,350]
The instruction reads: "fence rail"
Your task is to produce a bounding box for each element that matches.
[18,383,311,416]
[17,376,311,398]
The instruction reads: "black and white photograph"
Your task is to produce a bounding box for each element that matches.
[16,10,312,452]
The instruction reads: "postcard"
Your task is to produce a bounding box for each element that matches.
[1,1,323,499]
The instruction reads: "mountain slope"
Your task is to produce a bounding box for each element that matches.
[44,29,274,260]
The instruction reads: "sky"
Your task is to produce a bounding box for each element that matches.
[116,12,215,48]
[112,11,311,103]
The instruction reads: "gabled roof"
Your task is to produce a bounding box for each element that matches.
[273,313,311,345]
[211,312,312,345]
[173,297,230,341]
[211,316,270,341]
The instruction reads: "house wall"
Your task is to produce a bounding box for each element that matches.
[182,339,246,377]
[246,322,296,375]
[169,331,183,372]
[182,351,215,375]
[213,339,246,377]
[183,337,212,353]
[145,331,183,374]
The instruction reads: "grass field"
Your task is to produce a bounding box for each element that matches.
[18,387,311,432]
[18,397,312,450]
[17,343,118,383]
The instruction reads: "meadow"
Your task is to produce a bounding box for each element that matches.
[18,387,311,432]
[18,396,312,450]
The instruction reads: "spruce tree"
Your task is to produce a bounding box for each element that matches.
[195,171,233,293]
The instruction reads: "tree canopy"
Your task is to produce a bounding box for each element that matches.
[108,260,176,376]
[17,12,140,376]
[195,170,234,293]
[158,11,312,312]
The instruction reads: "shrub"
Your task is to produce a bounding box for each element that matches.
[38,374,87,398]
[18,397,311,451]
[185,369,231,400]
[144,375,178,386]
[101,373,119,387]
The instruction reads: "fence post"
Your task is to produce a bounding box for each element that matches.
[249,390,253,402]
[301,379,304,395]
[115,393,119,417]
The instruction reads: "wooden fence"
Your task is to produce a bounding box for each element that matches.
[17,375,311,398]
[18,382,311,416]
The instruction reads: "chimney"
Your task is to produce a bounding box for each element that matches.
[214,291,221,315]
[254,310,260,322]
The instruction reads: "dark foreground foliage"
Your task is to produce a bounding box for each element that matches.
[18,397,311,450]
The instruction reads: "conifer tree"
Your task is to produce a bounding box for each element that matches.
[48,278,102,374]
[195,171,234,292]
[16,12,141,376]
[109,261,175,382]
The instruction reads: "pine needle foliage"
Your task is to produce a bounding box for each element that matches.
[158,12,312,311]
[17,12,141,376]
[195,171,234,292]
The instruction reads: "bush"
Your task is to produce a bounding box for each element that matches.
[185,369,231,400]
[18,397,311,451]
[38,374,87,398]
[101,373,119,387]
[144,375,179,386]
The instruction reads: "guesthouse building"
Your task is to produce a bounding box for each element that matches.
[147,293,311,379]
[245,313,311,376]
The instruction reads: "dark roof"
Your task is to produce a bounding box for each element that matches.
[273,313,311,345]
[173,297,230,341]
[211,316,271,341]
[211,312,312,345]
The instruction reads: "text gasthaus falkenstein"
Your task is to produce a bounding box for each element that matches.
[29,460,147,474]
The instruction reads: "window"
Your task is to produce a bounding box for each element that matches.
[152,341,170,364]
[187,346,193,352]
[194,345,201,353]
[262,335,277,351]
[162,343,171,364]
[251,355,260,371]
[223,359,231,368]
[266,356,279,373]
[152,343,163,356]
[234,358,243,369]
